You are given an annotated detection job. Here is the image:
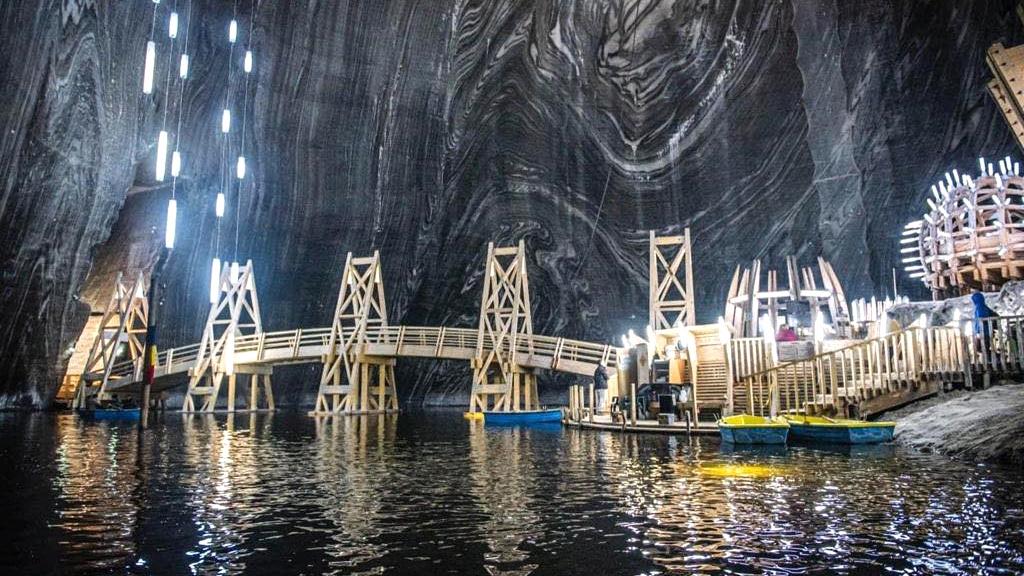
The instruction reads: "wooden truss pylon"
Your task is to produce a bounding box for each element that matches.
[182,260,274,412]
[313,251,398,414]
[72,272,149,409]
[469,240,539,413]
[649,229,696,331]
[724,256,851,338]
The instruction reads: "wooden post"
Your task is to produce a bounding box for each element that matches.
[589,383,595,424]
[630,382,637,426]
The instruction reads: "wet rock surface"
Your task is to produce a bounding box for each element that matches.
[893,385,1024,462]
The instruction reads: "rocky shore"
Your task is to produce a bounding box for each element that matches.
[891,385,1024,463]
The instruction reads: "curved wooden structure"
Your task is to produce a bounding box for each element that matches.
[905,171,1024,297]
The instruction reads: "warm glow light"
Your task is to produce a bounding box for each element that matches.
[171,150,181,177]
[229,19,238,43]
[179,53,189,79]
[236,155,246,179]
[221,109,231,133]
[143,40,156,94]
[210,258,222,304]
[215,192,225,217]
[155,130,169,181]
[244,50,253,73]
[169,12,178,38]
[165,198,177,249]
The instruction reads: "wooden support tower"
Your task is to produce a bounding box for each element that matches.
[469,240,539,413]
[313,251,398,414]
[649,230,696,331]
[72,272,149,409]
[725,256,850,338]
[183,260,273,412]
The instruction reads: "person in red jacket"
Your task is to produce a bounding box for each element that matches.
[776,323,798,342]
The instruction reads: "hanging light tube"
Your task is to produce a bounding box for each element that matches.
[229,20,238,43]
[171,150,181,177]
[143,40,156,94]
[953,169,961,186]
[244,50,253,73]
[179,54,189,79]
[169,12,178,38]
[210,258,222,304]
[236,155,246,179]
[216,192,226,217]
[165,198,177,249]
[979,157,986,175]
[155,130,169,181]
[221,109,231,133]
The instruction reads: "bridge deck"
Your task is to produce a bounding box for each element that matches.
[102,325,616,394]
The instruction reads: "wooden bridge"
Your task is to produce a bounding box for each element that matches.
[67,241,617,415]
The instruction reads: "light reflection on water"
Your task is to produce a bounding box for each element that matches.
[2,411,1022,574]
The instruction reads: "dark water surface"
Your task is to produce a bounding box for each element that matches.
[3,410,1023,575]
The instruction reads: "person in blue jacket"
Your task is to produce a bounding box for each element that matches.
[972,291,998,351]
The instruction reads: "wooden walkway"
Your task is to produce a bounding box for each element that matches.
[100,324,616,395]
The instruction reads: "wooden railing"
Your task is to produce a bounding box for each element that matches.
[100,325,617,390]
[737,325,971,417]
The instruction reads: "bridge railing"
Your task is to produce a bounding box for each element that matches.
[99,323,619,388]
[736,325,967,417]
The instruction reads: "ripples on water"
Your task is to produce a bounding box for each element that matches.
[2,411,1023,575]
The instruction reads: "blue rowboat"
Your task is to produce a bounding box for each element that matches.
[80,408,141,421]
[718,415,790,445]
[483,408,563,425]
[783,415,895,444]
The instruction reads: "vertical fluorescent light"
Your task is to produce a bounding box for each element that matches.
[171,150,182,177]
[244,50,253,73]
[155,130,169,181]
[979,157,986,174]
[221,109,231,133]
[229,20,238,43]
[230,261,240,284]
[236,156,246,179]
[165,199,177,249]
[179,54,189,79]
[210,258,222,304]
[215,192,226,217]
[143,41,156,94]
[169,12,178,38]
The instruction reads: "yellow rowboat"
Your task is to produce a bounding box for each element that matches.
[782,415,895,444]
[717,415,790,444]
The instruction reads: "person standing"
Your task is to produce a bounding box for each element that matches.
[593,362,608,414]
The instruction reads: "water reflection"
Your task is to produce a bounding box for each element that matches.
[52,415,141,572]
[6,412,1022,574]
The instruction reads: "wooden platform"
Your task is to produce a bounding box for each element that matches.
[567,414,719,435]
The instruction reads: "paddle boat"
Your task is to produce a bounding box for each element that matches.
[717,414,790,444]
[481,408,564,425]
[783,415,895,444]
[79,407,141,421]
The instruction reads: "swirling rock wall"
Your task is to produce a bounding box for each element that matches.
[0,0,1020,407]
